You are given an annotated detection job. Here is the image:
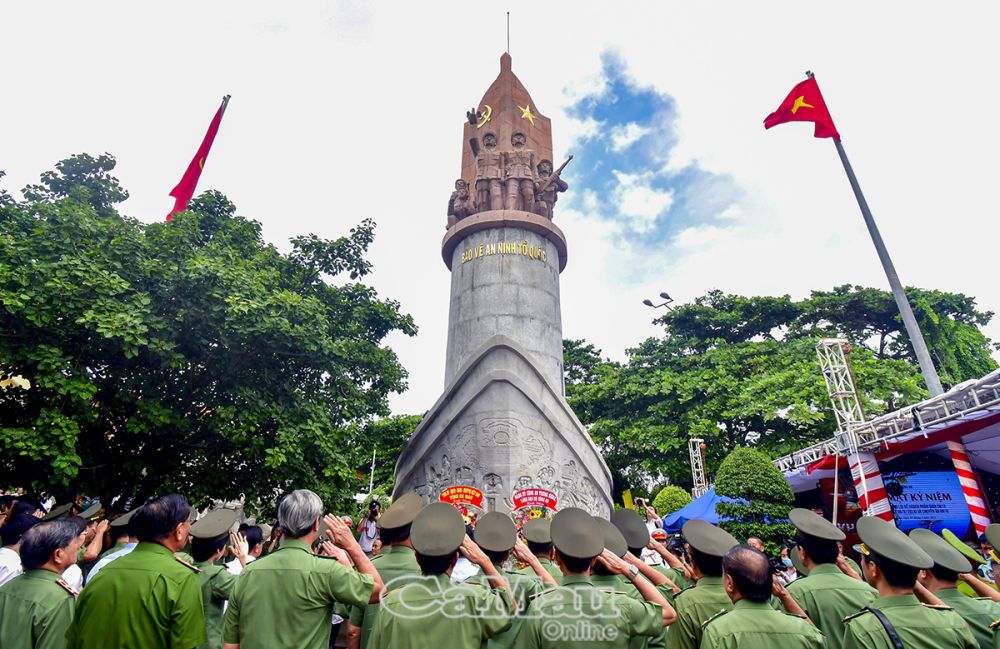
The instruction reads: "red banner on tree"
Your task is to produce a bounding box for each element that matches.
[512,488,558,511]
[439,485,484,509]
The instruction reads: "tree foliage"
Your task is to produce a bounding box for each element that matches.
[0,155,416,514]
[352,414,422,495]
[714,447,795,555]
[652,485,691,516]
[566,287,996,500]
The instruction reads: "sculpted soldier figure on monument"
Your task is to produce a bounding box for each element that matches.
[504,131,536,212]
[533,157,571,219]
[470,132,504,212]
[447,179,476,227]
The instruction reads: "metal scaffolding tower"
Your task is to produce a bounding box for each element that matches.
[689,438,709,498]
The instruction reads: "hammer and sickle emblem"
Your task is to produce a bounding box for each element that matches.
[476,104,493,129]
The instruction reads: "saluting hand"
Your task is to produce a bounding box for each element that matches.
[596,549,630,576]
[459,534,492,568]
[230,532,249,568]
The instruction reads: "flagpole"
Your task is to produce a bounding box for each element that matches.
[808,72,944,398]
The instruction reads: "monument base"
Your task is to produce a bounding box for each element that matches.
[393,335,612,517]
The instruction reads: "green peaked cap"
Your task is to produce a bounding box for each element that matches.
[909,528,972,573]
[856,516,932,569]
[789,508,845,541]
[475,512,517,553]
[593,516,627,558]
[682,520,738,558]
[551,508,603,559]
[941,528,986,566]
[378,492,423,530]
[190,509,238,539]
[411,502,465,556]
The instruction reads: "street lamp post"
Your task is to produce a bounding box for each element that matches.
[642,292,674,310]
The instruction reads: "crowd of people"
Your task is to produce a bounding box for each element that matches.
[2,491,1000,648]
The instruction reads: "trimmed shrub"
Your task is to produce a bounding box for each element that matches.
[714,446,795,556]
[652,485,692,516]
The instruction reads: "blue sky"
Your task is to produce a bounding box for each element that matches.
[562,53,743,264]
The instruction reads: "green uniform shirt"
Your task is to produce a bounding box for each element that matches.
[194,561,238,649]
[590,574,657,649]
[518,556,563,584]
[66,542,206,649]
[95,542,128,563]
[656,565,695,595]
[665,576,732,649]
[843,593,978,649]
[518,574,662,648]
[701,598,826,649]
[347,545,421,649]
[0,569,76,649]
[368,572,513,649]
[222,538,374,649]
[786,563,877,647]
[935,588,1000,649]
[484,569,547,649]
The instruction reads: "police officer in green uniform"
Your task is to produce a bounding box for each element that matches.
[613,510,683,603]
[473,511,555,649]
[67,493,207,649]
[367,502,515,649]
[517,518,563,583]
[666,520,742,649]
[842,516,977,649]
[785,508,877,646]
[222,489,382,649]
[910,528,1000,649]
[189,509,247,649]
[347,492,423,649]
[0,519,84,649]
[701,544,826,649]
[518,507,671,648]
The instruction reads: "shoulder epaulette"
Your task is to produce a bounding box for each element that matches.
[921,603,952,611]
[56,578,79,597]
[528,586,558,600]
[674,584,696,599]
[842,609,870,623]
[989,618,1000,630]
[701,609,729,629]
[174,556,202,573]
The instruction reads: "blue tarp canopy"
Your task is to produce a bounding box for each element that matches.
[663,487,735,533]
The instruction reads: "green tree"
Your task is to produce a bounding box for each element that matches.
[0,155,416,515]
[352,414,422,495]
[652,485,691,517]
[714,447,795,555]
[565,286,996,500]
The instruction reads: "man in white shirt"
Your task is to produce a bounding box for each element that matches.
[225,524,264,575]
[0,514,41,586]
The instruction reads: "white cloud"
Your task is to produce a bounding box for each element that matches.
[609,122,650,151]
[611,170,674,233]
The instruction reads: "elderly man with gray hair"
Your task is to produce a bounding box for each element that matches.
[0,518,86,649]
[222,489,383,649]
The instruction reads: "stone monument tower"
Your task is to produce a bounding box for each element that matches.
[393,53,613,517]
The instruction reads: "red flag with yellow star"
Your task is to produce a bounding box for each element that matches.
[167,95,230,221]
[764,77,840,140]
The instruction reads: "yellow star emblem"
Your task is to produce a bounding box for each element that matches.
[791,96,814,114]
[518,103,536,126]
